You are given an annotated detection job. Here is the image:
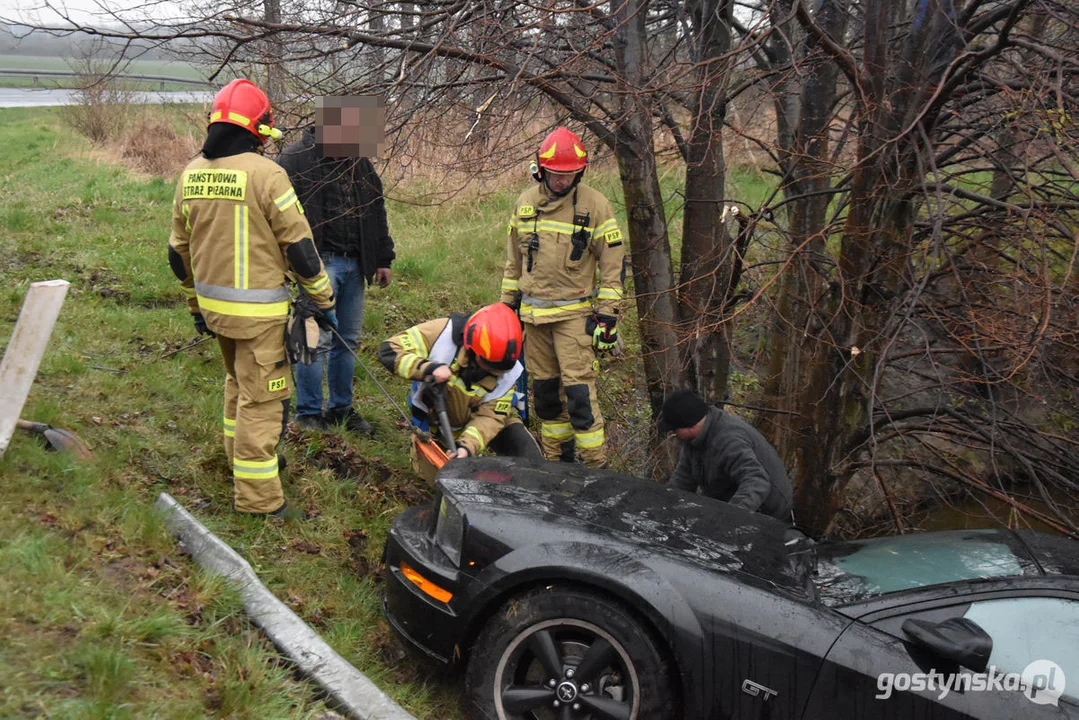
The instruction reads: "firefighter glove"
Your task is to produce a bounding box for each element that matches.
[422,362,450,383]
[586,313,618,353]
[193,313,216,338]
[286,295,322,366]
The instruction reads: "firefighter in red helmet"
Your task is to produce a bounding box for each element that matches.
[168,79,335,518]
[379,302,543,480]
[500,127,625,467]
[206,78,283,143]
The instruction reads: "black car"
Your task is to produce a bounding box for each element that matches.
[382,457,1079,719]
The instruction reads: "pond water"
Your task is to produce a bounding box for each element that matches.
[0,87,212,107]
[916,493,1074,536]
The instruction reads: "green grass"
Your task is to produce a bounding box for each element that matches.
[0,105,777,718]
[0,106,459,719]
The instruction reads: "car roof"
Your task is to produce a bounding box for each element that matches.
[812,528,1079,607]
[436,457,805,595]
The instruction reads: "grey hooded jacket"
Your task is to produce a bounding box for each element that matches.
[668,407,793,521]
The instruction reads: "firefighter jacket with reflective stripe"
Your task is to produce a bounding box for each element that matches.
[500,182,625,325]
[169,152,334,339]
[380,317,521,455]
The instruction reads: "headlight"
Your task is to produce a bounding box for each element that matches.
[434,495,465,567]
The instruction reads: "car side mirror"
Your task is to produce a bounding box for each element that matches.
[901,617,992,673]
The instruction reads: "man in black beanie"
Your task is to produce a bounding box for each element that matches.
[660,388,793,522]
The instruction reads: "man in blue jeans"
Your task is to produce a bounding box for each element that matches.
[277,96,395,434]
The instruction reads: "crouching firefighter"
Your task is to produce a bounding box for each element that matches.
[378,303,544,481]
[167,79,336,517]
[499,127,625,467]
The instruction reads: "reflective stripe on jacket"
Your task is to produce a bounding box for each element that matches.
[381,317,520,455]
[499,182,625,325]
[168,152,334,339]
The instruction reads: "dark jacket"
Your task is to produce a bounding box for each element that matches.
[669,407,793,521]
[276,127,395,284]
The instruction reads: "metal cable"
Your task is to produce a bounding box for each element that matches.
[325,325,412,426]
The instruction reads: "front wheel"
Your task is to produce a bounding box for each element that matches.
[465,586,675,720]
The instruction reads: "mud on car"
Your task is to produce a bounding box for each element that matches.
[381,457,1079,720]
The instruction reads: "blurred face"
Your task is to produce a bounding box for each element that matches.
[544,169,577,194]
[314,95,386,158]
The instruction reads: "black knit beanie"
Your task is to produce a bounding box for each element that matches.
[659,388,710,433]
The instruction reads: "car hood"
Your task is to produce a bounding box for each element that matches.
[436,456,805,593]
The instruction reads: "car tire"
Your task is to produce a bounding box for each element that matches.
[465,585,674,720]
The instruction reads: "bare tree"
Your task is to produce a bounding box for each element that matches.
[7,0,752,413]
[11,0,1078,535]
[740,0,1079,534]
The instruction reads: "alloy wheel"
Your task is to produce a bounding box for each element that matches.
[492,618,639,720]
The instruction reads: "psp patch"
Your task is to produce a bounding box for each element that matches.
[494,400,512,415]
[268,377,287,393]
[181,168,248,201]
[604,229,623,246]
[592,359,600,373]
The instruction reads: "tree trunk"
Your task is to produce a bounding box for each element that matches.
[760,0,848,506]
[783,0,962,533]
[611,0,686,417]
[263,0,284,100]
[368,9,386,81]
[679,0,734,403]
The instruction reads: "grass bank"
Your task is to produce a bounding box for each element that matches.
[0,106,460,718]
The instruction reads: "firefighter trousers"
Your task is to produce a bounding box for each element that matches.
[523,316,606,467]
[218,325,291,514]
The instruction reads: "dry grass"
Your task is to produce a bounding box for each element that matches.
[118,113,201,177]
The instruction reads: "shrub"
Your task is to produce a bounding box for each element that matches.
[118,111,200,177]
[58,69,133,146]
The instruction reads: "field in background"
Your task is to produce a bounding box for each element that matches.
[0,103,777,718]
[0,53,210,79]
[0,53,212,91]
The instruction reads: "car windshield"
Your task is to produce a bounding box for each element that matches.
[811,529,1040,607]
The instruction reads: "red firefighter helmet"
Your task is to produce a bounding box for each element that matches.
[464,303,523,371]
[208,79,280,143]
[537,127,588,173]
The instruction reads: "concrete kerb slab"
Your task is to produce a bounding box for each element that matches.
[154,493,417,720]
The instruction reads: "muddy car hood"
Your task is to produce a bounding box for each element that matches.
[435,456,804,593]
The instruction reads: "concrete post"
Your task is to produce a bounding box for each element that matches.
[0,280,70,459]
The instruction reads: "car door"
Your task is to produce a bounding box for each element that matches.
[801,587,1079,719]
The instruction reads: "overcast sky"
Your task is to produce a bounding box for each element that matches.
[1,0,110,24]
[0,0,183,25]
